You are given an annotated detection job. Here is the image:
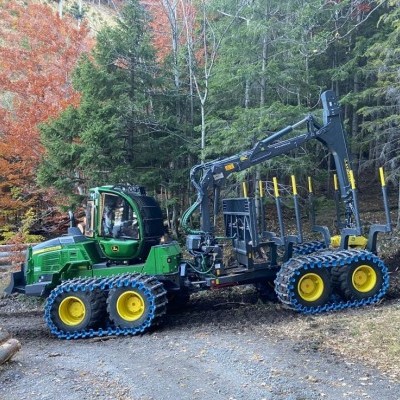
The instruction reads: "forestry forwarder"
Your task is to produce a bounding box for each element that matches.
[5,91,392,339]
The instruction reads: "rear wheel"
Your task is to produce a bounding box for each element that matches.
[50,290,106,332]
[293,269,331,307]
[334,261,383,300]
[107,285,154,329]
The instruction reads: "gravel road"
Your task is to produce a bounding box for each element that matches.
[1,289,399,400]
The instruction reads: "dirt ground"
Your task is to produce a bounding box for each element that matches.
[1,276,400,400]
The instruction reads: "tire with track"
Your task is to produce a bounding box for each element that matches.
[275,249,389,314]
[44,274,167,339]
[49,289,106,332]
[333,259,384,300]
[107,276,166,329]
[292,240,326,256]
[291,268,332,307]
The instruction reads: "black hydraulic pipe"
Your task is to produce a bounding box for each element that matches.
[258,180,266,234]
[367,167,392,253]
[308,176,331,246]
[349,171,362,233]
[380,167,392,230]
[308,177,316,227]
[291,175,303,243]
[260,116,310,147]
[273,177,285,244]
[333,174,342,232]
[213,186,220,228]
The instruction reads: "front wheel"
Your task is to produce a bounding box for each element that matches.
[292,269,331,307]
[49,289,106,332]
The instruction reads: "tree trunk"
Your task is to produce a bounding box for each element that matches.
[171,202,178,238]
[78,0,83,28]
[58,0,64,18]
[200,100,206,161]
[260,36,267,107]
[397,181,400,230]
[244,79,250,108]
[351,73,359,137]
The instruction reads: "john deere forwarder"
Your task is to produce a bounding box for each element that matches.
[6,91,392,339]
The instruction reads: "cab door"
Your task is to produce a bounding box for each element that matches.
[97,193,141,261]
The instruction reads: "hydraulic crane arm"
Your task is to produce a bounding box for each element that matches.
[182,90,354,235]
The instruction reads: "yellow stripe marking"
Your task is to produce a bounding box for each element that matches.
[32,245,62,255]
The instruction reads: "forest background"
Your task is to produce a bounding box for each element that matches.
[0,0,399,241]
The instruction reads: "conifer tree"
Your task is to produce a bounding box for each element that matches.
[39,0,171,193]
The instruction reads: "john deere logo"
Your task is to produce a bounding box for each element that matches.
[111,245,119,252]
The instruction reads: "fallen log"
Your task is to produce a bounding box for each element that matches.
[0,338,21,365]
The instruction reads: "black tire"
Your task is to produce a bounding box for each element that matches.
[333,260,384,300]
[107,286,152,329]
[292,268,331,307]
[50,289,106,332]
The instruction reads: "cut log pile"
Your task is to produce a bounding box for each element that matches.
[0,328,21,365]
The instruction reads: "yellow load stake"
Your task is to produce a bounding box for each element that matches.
[258,180,264,198]
[273,177,280,197]
[308,176,313,193]
[242,181,248,198]
[379,167,386,187]
[291,175,298,195]
[349,170,356,190]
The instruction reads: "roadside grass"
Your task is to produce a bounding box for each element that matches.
[279,300,400,381]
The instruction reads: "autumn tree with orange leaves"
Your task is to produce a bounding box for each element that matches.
[0,1,91,235]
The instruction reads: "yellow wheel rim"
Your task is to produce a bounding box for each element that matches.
[58,296,86,326]
[297,273,324,302]
[116,291,145,321]
[352,265,377,293]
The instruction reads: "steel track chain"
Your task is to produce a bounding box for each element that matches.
[293,240,326,256]
[274,249,389,314]
[44,273,167,340]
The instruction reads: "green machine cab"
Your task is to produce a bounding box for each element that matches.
[7,184,182,298]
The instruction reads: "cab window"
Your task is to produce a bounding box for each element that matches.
[101,193,139,239]
[84,201,95,237]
